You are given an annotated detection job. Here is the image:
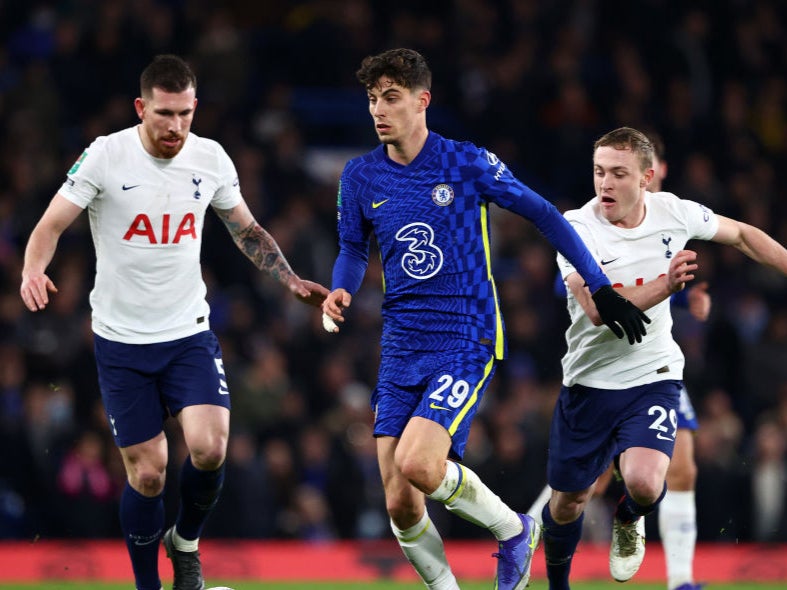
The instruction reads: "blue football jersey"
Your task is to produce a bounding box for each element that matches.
[332,131,604,356]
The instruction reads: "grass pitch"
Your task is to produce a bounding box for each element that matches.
[0,583,785,590]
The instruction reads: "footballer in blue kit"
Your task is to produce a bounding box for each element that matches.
[322,48,648,590]
[336,131,635,357]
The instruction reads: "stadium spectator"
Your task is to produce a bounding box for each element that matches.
[55,429,118,537]
[747,415,787,542]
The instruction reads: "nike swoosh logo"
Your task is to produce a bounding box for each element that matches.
[429,402,450,411]
[130,532,161,546]
[600,258,619,265]
[527,524,539,551]
[122,184,140,191]
[656,433,673,441]
[372,199,389,209]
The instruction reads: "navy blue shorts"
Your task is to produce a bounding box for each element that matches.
[94,330,230,448]
[372,349,497,460]
[547,380,682,492]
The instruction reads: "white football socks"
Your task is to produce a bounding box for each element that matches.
[428,460,522,541]
[390,511,459,590]
[527,484,553,525]
[172,527,198,552]
[658,490,697,589]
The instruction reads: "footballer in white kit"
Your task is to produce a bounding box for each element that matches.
[56,127,244,446]
[539,127,787,590]
[59,126,242,345]
[558,191,718,390]
[549,191,718,492]
[20,55,328,590]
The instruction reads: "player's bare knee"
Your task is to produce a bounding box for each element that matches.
[551,495,587,525]
[396,455,438,492]
[386,497,422,528]
[130,469,166,496]
[189,446,226,471]
[625,478,663,505]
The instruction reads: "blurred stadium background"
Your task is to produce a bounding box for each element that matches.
[0,0,786,583]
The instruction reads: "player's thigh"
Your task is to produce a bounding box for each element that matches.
[178,404,230,465]
[395,417,453,493]
[618,446,670,494]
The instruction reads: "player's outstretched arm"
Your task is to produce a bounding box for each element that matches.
[20,194,83,311]
[214,201,328,307]
[713,215,787,275]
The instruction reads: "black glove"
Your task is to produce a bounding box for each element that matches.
[591,284,651,344]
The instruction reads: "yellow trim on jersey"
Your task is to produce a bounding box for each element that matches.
[448,355,495,435]
[380,249,386,293]
[480,203,505,359]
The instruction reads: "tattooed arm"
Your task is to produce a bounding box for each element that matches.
[215,201,295,279]
[213,201,328,307]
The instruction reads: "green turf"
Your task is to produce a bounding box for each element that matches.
[0,583,784,590]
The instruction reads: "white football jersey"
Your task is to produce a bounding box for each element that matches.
[557,191,719,388]
[58,126,242,344]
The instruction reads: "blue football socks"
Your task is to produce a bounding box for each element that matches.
[120,482,164,590]
[175,455,225,541]
[542,504,584,590]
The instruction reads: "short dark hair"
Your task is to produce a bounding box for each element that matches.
[594,126,654,171]
[646,131,666,162]
[356,48,432,91]
[140,54,197,97]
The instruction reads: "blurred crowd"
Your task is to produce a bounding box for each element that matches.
[1,0,786,544]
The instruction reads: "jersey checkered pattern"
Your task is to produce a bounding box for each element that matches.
[336,132,590,357]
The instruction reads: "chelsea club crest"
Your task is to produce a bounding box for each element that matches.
[431,183,454,206]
